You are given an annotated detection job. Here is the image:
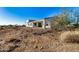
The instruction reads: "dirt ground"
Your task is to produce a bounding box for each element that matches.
[0,27,79,52]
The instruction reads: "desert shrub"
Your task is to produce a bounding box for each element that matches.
[50,8,72,31]
[51,14,70,31]
[22,25,26,27]
[0,26,7,30]
[60,31,79,43]
[7,25,13,28]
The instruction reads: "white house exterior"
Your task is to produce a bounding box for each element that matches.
[25,17,53,29]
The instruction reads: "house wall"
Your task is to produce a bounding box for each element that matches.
[25,21,33,27]
[25,19,51,29]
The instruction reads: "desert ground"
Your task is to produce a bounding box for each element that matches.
[0,26,79,52]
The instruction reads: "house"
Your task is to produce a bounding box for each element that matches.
[25,17,53,29]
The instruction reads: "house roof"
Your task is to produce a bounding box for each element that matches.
[26,17,54,23]
[29,20,35,22]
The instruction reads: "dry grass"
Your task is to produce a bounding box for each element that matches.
[0,27,79,52]
[60,31,79,43]
[0,27,60,52]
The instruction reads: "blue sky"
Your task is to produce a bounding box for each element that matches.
[0,7,77,25]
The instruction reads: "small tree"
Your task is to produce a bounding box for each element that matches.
[51,9,70,30]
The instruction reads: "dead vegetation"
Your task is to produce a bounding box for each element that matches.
[60,31,79,43]
[0,26,79,52]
